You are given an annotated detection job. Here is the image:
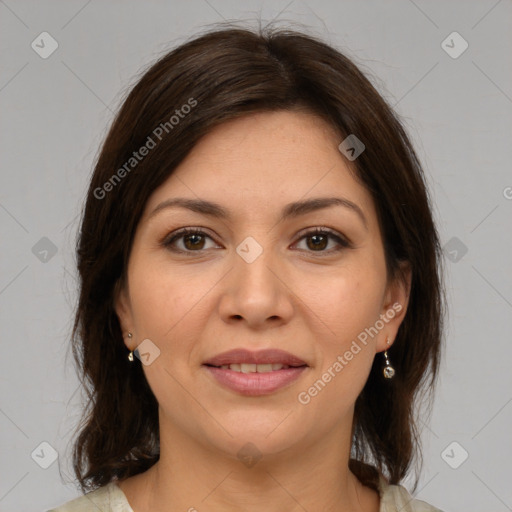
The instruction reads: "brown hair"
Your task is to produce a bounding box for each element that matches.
[69,21,444,495]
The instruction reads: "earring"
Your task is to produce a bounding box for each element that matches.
[382,347,395,379]
[126,332,134,362]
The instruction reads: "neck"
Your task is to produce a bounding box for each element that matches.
[119,412,380,512]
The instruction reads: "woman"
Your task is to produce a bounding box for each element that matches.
[49,22,445,512]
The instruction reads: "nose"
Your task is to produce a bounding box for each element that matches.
[217,236,294,329]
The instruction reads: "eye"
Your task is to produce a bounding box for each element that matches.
[162,228,219,254]
[293,227,351,254]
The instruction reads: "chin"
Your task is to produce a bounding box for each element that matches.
[199,413,307,460]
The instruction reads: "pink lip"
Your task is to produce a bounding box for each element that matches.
[203,348,308,367]
[204,365,307,396]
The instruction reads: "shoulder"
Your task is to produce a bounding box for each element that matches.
[378,475,444,512]
[45,482,133,512]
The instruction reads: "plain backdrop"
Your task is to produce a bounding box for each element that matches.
[0,1,511,511]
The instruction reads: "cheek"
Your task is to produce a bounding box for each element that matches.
[301,263,385,343]
[127,255,202,341]
[296,270,384,417]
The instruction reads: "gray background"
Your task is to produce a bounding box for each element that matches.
[1,1,511,511]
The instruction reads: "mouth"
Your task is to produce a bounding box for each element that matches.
[204,362,306,373]
[202,348,309,396]
[202,348,308,368]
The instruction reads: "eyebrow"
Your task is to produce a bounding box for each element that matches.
[148,196,368,229]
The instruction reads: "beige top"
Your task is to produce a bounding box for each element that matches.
[47,475,443,511]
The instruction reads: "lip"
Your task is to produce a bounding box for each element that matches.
[202,348,308,396]
[202,348,308,367]
[204,365,308,396]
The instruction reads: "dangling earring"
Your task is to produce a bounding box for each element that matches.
[382,337,395,379]
[126,332,134,362]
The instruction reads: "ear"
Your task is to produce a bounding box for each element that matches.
[375,261,412,353]
[113,278,135,351]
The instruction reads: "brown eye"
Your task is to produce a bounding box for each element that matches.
[163,228,218,253]
[294,228,351,254]
[306,233,329,251]
[182,233,206,250]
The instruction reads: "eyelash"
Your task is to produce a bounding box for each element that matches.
[161,227,351,256]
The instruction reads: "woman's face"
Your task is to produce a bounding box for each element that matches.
[115,110,410,461]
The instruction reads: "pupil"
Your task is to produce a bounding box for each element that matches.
[185,234,203,249]
[308,234,327,250]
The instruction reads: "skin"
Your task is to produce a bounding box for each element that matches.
[114,110,411,512]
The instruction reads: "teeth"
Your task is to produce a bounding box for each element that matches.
[240,363,256,373]
[218,363,291,372]
[256,364,273,372]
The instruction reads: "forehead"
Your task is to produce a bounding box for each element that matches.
[142,110,376,226]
